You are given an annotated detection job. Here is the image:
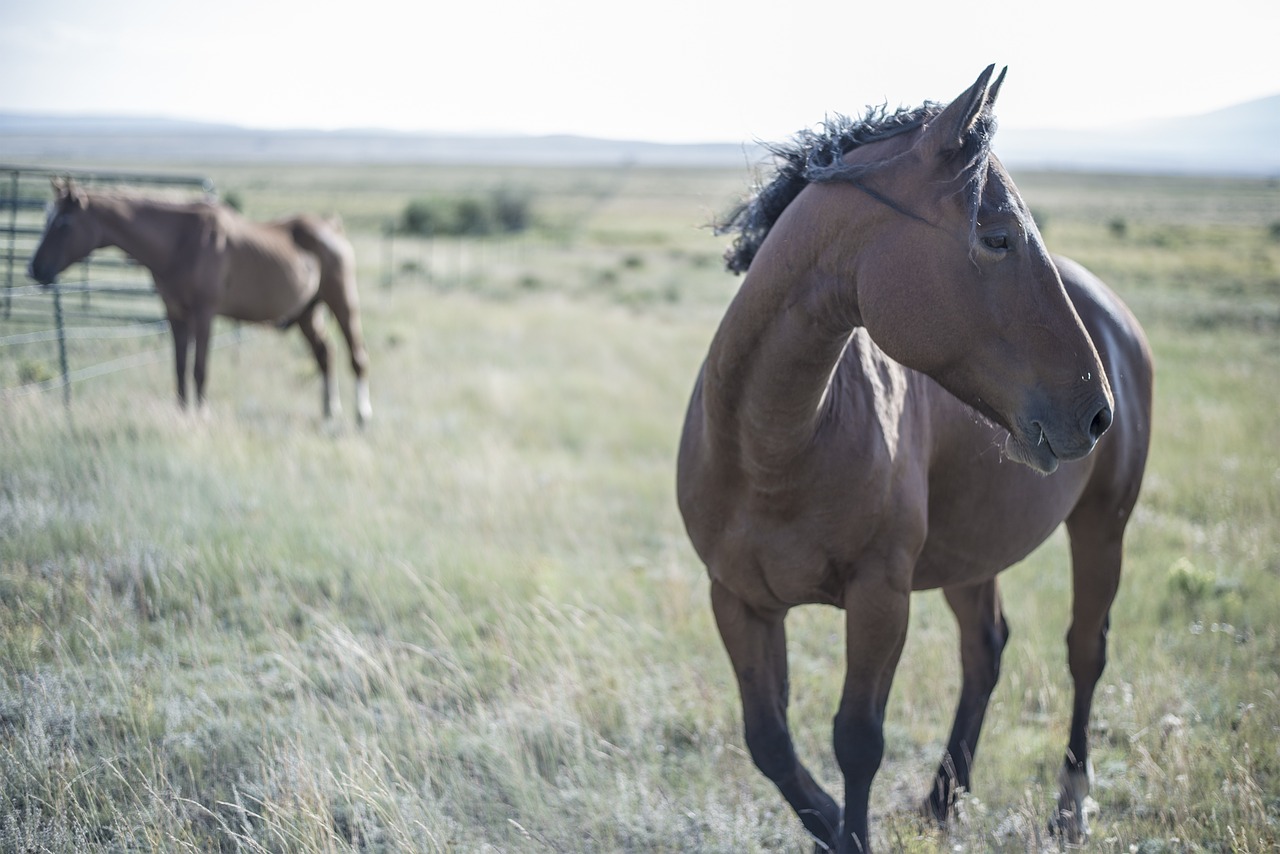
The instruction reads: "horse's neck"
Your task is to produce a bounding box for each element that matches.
[89,196,187,274]
[703,239,863,470]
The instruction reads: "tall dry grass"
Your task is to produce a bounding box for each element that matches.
[2,163,1277,851]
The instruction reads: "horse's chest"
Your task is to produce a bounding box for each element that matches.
[711,483,910,610]
[711,520,844,609]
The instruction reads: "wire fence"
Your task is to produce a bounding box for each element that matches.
[0,164,216,404]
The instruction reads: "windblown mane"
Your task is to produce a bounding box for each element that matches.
[718,101,998,274]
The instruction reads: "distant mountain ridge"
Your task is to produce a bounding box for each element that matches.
[995,94,1280,175]
[2,94,1277,175]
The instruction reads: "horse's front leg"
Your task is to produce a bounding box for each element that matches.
[711,580,840,851]
[191,309,214,411]
[925,578,1010,821]
[834,567,910,853]
[168,313,190,408]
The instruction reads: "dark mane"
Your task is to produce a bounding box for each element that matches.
[718,101,997,274]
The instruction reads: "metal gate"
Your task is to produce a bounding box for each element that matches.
[0,165,215,403]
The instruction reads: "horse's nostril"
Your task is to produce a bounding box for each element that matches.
[1089,404,1113,441]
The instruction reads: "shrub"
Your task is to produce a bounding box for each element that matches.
[1167,556,1217,605]
[401,198,453,236]
[17,359,53,385]
[400,188,534,237]
[454,198,493,236]
[491,187,533,233]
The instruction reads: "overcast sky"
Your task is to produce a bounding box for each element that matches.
[2,0,1277,144]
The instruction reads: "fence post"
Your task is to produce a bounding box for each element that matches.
[82,254,91,310]
[3,170,16,320]
[382,223,394,287]
[51,282,70,406]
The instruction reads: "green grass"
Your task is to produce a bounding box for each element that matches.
[2,163,1278,852]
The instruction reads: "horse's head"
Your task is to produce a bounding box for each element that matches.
[847,66,1112,474]
[28,178,100,286]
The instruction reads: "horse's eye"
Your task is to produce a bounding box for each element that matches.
[982,234,1009,251]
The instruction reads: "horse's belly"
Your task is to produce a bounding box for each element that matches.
[218,288,314,323]
[218,250,319,323]
[912,526,1053,590]
[911,466,1088,590]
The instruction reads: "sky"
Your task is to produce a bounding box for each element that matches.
[1,0,1277,144]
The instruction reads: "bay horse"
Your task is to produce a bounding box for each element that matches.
[676,66,1152,852]
[28,179,372,423]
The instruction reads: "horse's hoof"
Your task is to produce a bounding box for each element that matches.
[1053,762,1095,843]
[1048,799,1095,845]
[355,379,372,425]
[919,795,948,826]
[1048,814,1085,845]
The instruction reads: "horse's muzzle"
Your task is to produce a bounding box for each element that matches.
[27,261,56,286]
[1087,402,1113,443]
[1005,394,1112,475]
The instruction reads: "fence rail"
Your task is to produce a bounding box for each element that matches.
[0,165,215,403]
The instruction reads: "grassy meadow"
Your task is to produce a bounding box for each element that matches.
[1,160,1278,852]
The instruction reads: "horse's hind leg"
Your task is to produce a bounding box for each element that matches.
[329,296,371,424]
[924,578,1009,822]
[711,580,840,852]
[295,303,337,419]
[1054,507,1126,843]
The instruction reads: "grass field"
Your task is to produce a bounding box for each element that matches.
[1,160,1278,852]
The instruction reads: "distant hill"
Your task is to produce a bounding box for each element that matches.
[2,94,1277,175]
[0,115,767,168]
[997,95,1280,176]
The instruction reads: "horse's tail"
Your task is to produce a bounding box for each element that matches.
[288,216,356,291]
[289,216,351,261]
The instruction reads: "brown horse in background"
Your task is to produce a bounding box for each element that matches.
[677,66,1152,852]
[28,179,372,423]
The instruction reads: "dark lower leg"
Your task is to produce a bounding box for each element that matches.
[835,574,910,853]
[926,581,1008,820]
[170,316,189,406]
[192,314,212,406]
[834,709,883,852]
[712,582,839,850]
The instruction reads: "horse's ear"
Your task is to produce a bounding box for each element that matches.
[64,179,87,209]
[986,65,1008,110]
[917,64,1002,158]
